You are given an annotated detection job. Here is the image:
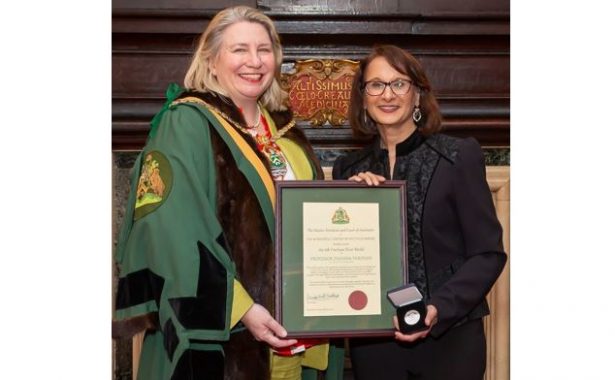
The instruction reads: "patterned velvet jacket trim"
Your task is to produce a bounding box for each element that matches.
[334,134,458,295]
[333,133,489,326]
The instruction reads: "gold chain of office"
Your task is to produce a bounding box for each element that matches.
[171,97,296,144]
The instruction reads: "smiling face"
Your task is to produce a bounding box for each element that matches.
[210,21,275,109]
[363,56,420,132]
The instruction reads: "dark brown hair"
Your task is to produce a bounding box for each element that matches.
[348,45,442,138]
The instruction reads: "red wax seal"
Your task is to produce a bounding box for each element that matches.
[348,290,368,310]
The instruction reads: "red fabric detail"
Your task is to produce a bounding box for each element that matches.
[272,338,327,356]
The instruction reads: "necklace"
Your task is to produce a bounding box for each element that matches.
[246,107,261,129]
[172,97,295,143]
[207,103,295,145]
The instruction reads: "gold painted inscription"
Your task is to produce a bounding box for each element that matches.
[281,59,359,126]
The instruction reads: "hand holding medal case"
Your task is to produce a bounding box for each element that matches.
[387,283,428,334]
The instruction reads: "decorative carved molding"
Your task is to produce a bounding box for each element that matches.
[112,1,509,149]
[484,166,510,380]
[258,0,509,16]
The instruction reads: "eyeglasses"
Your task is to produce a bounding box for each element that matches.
[363,79,414,96]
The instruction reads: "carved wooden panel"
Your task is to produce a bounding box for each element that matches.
[484,166,510,380]
[112,0,509,149]
[113,0,254,10]
[259,0,509,15]
[112,0,510,150]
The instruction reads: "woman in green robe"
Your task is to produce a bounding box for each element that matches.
[113,5,344,380]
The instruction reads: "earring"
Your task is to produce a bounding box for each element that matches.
[412,106,422,124]
[363,109,369,126]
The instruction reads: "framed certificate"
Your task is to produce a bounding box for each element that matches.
[275,180,408,338]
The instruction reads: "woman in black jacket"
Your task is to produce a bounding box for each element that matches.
[332,45,507,380]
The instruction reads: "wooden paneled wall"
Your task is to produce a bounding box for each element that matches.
[112,0,509,150]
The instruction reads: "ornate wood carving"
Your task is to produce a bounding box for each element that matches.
[281,59,358,126]
[484,166,510,380]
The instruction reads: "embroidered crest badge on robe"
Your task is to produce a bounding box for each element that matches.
[134,151,173,220]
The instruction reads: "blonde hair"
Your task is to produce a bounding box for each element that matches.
[183,6,288,111]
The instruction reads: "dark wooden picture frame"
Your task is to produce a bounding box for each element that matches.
[275,180,408,338]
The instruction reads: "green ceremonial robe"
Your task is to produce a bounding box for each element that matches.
[115,93,276,379]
